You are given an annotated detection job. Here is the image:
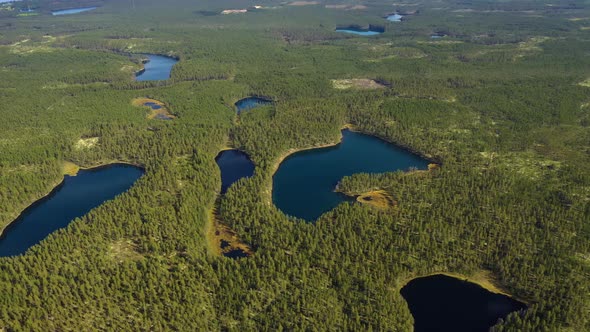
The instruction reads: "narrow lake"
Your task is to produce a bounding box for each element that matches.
[401,274,527,332]
[0,164,144,257]
[335,27,383,36]
[272,129,428,221]
[135,54,178,81]
[216,150,255,194]
[235,97,273,114]
[52,7,97,15]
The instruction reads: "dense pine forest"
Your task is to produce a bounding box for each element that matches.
[0,0,589,330]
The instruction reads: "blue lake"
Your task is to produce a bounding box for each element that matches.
[135,54,179,81]
[52,7,97,16]
[335,28,383,36]
[144,102,162,110]
[235,97,273,114]
[386,14,403,22]
[272,129,428,221]
[401,274,527,332]
[0,164,144,257]
[216,150,255,194]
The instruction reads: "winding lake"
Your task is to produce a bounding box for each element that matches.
[216,150,255,194]
[235,97,273,114]
[135,54,178,81]
[401,274,527,332]
[52,7,97,15]
[272,129,428,221]
[335,27,383,36]
[0,164,144,257]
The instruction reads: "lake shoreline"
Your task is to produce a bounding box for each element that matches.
[0,160,143,240]
[134,54,179,82]
[399,271,527,303]
[265,123,439,210]
[263,126,347,207]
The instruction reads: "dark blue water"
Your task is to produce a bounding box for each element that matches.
[216,150,255,194]
[273,130,428,221]
[235,97,273,114]
[135,55,178,81]
[401,274,527,332]
[52,7,97,15]
[0,164,144,257]
[144,102,162,110]
[335,28,382,36]
[386,14,403,22]
[224,249,249,259]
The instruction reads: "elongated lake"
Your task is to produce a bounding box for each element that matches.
[0,164,143,257]
[135,54,178,81]
[52,7,97,15]
[272,129,428,221]
[216,150,255,194]
[401,274,527,332]
[235,97,273,114]
[335,27,383,36]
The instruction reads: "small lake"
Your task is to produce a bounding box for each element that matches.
[235,97,273,114]
[0,164,144,257]
[335,27,383,36]
[272,129,428,221]
[144,102,162,110]
[401,274,527,332]
[386,14,403,22]
[52,7,97,15]
[135,54,178,81]
[431,34,446,39]
[216,150,255,194]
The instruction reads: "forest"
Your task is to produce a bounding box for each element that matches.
[0,0,589,330]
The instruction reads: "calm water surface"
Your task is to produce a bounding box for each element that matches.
[216,150,255,194]
[235,97,273,114]
[135,54,178,81]
[144,102,162,110]
[272,130,428,221]
[335,28,383,36]
[0,164,143,257]
[52,7,97,15]
[401,274,527,332]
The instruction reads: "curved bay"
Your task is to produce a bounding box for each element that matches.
[272,129,429,221]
